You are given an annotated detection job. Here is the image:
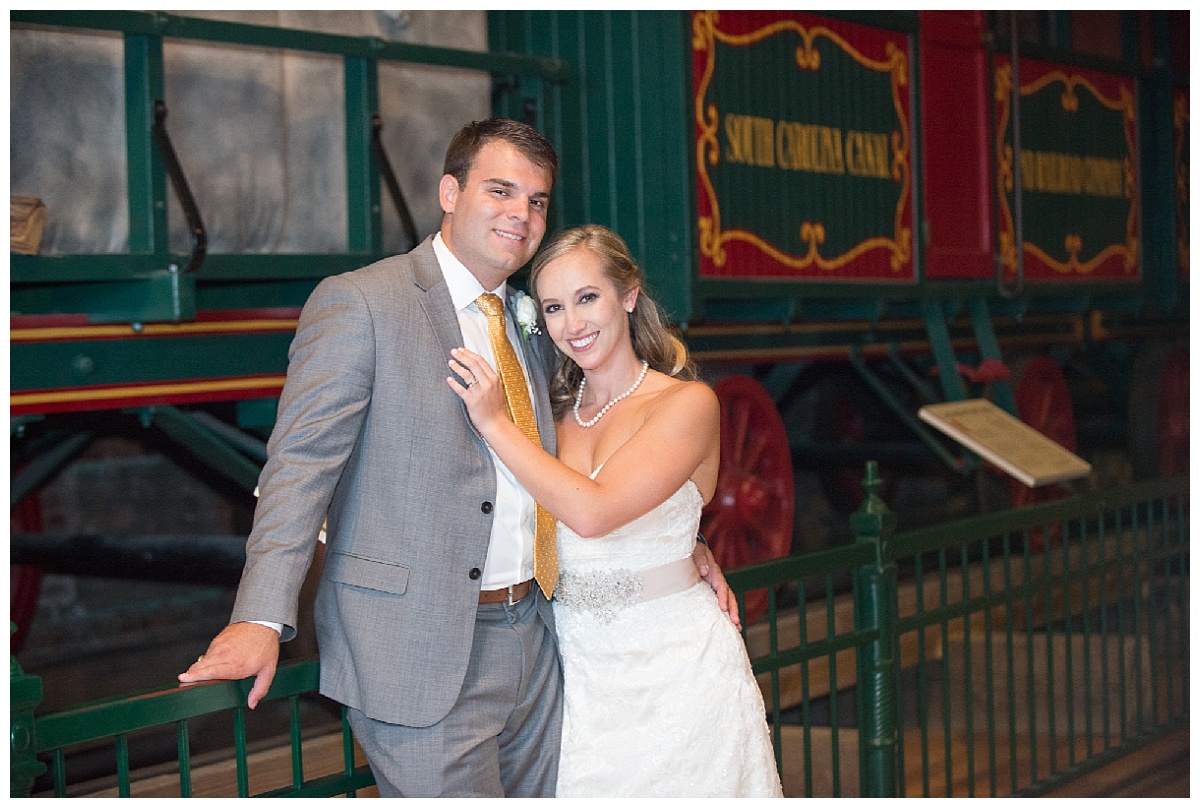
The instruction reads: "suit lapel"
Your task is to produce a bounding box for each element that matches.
[529,336,557,455]
[411,239,466,369]
[506,285,557,455]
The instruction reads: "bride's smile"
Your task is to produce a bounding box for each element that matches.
[536,247,641,397]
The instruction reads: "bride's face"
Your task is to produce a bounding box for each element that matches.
[535,247,638,371]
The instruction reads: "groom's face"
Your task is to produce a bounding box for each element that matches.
[439,139,553,291]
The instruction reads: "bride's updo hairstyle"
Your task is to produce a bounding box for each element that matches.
[530,225,697,419]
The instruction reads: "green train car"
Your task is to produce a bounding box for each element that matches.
[9,11,1189,639]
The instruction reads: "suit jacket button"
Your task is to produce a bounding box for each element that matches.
[481,501,493,514]
[469,568,482,580]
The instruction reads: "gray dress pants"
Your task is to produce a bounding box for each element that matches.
[348,592,563,797]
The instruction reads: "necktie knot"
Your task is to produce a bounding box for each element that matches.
[476,292,505,319]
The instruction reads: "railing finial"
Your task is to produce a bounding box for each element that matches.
[851,461,897,563]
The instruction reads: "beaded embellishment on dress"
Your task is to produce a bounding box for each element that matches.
[554,568,643,624]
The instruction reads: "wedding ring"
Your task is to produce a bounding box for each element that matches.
[467,379,477,388]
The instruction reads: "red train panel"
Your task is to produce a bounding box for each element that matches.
[919,11,994,281]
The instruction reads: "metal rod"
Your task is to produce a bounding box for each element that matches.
[1006,11,1025,297]
[848,349,968,475]
[370,114,420,251]
[886,344,941,406]
[186,411,268,463]
[143,405,262,492]
[10,531,247,584]
[10,431,95,507]
[151,100,207,274]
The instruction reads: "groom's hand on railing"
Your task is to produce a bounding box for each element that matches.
[178,621,281,709]
[693,540,742,631]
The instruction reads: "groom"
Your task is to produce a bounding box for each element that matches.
[178,118,736,797]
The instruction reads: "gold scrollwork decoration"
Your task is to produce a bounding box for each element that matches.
[1020,70,1128,115]
[704,223,911,273]
[693,9,718,50]
[1025,239,1137,275]
[994,65,1017,257]
[999,232,1018,272]
[796,43,820,71]
[699,216,726,267]
[693,12,911,275]
[994,62,1012,102]
[800,222,826,256]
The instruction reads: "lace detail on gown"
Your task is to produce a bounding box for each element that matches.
[552,473,783,797]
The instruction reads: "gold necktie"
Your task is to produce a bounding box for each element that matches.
[475,293,559,597]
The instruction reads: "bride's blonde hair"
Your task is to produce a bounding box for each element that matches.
[530,225,697,419]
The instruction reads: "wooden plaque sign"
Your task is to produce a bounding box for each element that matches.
[919,399,1092,488]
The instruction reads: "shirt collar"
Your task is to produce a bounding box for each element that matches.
[433,232,506,313]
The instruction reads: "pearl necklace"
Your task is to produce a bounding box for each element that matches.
[574,361,649,429]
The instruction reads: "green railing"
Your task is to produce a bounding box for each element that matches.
[10,653,370,798]
[729,465,1190,797]
[11,466,1188,797]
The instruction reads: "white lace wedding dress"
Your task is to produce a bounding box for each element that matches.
[552,473,783,797]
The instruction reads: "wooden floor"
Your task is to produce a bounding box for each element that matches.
[774,725,1189,798]
[1041,727,1190,798]
[904,728,1189,798]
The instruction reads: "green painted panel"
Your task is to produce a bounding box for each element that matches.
[633,12,694,325]
[10,273,196,323]
[10,333,295,393]
[489,11,695,319]
[196,280,320,311]
[236,397,281,430]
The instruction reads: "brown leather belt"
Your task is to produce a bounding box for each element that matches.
[478,579,533,605]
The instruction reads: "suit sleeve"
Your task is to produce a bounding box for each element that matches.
[230,273,376,639]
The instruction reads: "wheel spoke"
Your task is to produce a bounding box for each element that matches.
[727,401,749,459]
[740,429,769,476]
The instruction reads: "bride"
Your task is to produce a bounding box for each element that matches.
[448,225,782,797]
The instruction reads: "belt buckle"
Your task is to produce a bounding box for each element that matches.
[506,584,518,606]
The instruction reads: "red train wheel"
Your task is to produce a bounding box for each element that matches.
[1130,342,1190,480]
[10,492,45,654]
[1155,345,1189,478]
[700,376,794,625]
[1009,357,1077,551]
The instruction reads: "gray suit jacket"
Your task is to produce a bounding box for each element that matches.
[231,237,558,727]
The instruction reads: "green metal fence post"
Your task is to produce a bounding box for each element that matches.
[851,461,899,797]
[10,623,46,796]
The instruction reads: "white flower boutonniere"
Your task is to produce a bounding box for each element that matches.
[513,291,541,344]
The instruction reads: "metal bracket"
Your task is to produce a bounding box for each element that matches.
[151,99,207,274]
[849,348,968,476]
[370,114,420,251]
[135,405,263,492]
